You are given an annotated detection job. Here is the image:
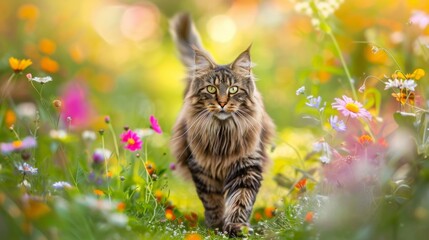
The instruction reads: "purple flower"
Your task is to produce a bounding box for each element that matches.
[331,95,372,121]
[52,181,72,190]
[149,115,162,134]
[92,148,112,164]
[16,162,38,175]
[1,137,37,155]
[169,163,176,171]
[121,130,143,151]
[305,95,322,109]
[410,10,429,29]
[329,115,346,132]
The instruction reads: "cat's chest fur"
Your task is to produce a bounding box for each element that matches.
[187,116,261,179]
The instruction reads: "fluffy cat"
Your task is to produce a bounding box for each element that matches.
[170,13,275,236]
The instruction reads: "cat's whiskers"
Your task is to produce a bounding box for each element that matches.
[234,110,261,136]
[236,109,266,132]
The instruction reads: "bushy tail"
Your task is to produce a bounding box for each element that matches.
[170,13,204,68]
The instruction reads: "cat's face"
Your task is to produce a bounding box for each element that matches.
[189,47,255,121]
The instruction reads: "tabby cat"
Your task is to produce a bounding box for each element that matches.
[170,13,275,236]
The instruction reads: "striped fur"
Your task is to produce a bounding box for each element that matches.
[170,13,275,236]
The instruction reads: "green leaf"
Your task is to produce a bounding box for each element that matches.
[393,112,416,130]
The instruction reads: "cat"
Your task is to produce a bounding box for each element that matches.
[170,13,275,237]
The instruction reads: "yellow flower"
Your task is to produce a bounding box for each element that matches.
[395,68,425,80]
[40,57,59,73]
[9,57,32,73]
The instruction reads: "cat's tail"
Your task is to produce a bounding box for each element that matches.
[170,13,204,68]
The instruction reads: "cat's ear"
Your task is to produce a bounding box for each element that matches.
[230,44,253,77]
[193,47,215,74]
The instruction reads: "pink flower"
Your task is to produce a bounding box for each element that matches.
[120,130,142,151]
[331,95,372,121]
[60,82,94,128]
[150,115,162,134]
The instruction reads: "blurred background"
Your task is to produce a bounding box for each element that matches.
[1,0,429,212]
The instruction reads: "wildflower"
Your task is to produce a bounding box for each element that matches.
[94,189,104,196]
[296,86,305,95]
[332,95,372,121]
[16,162,38,175]
[319,155,331,164]
[40,57,59,73]
[264,206,276,218]
[169,162,176,171]
[17,4,39,21]
[305,95,322,109]
[329,115,346,132]
[104,116,110,124]
[165,209,176,220]
[9,57,32,73]
[184,233,203,240]
[5,110,16,127]
[92,148,112,164]
[384,78,401,90]
[117,202,126,212]
[402,80,417,92]
[82,130,97,142]
[52,181,72,190]
[305,211,314,223]
[39,38,56,55]
[28,75,53,84]
[121,130,143,151]
[410,10,429,29]
[50,129,67,140]
[52,99,62,110]
[60,83,93,127]
[396,68,425,80]
[358,134,373,146]
[1,137,37,155]
[149,115,162,134]
[145,161,156,175]
[295,178,307,191]
[254,212,263,221]
[392,91,415,105]
[155,190,163,202]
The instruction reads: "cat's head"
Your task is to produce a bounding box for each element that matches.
[188,46,256,121]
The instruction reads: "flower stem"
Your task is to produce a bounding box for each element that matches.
[328,31,358,100]
[108,123,120,160]
[101,134,111,202]
[0,73,16,102]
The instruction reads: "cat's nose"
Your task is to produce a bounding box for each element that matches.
[219,102,226,107]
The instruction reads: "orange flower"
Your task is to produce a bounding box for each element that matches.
[154,190,163,202]
[184,233,203,240]
[9,57,32,73]
[305,211,314,223]
[106,171,113,178]
[295,178,307,191]
[145,161,156,175]
[392,91,415,105]
[17,4,39,21]
[264,206,275,219]
[39,38,56,55]
[117,202,126,212]
[40,57,59,73]
[358,134,373,145]
[93,189,104,196]
[253,212,263,221]
[5,110,16,127]
[165,209,176,220]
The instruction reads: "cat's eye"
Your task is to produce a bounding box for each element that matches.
[207,85,217,94]
[229,86,239,94]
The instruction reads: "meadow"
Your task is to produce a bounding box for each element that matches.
[1,0,429,239]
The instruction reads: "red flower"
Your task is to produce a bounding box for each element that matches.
[295,178,307,191]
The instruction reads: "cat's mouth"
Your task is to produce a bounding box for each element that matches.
[214,111,231,120]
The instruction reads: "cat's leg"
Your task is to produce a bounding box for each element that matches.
[223,157,262,236]
[187,158,224,229]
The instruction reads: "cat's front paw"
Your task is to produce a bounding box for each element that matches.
[223,222,253,237]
